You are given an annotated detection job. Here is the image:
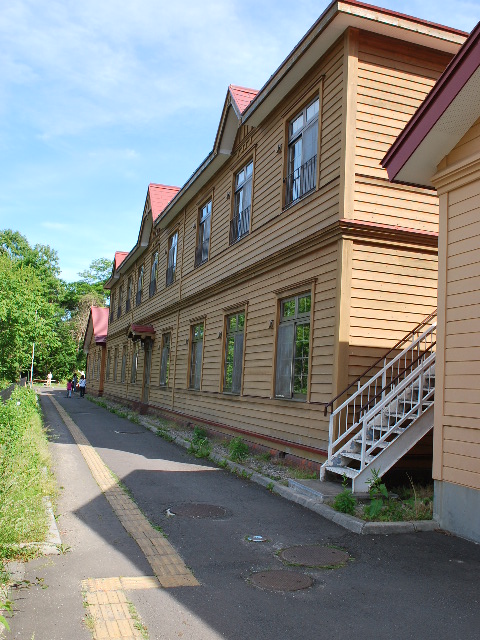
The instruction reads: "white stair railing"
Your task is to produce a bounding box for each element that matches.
[326,318,436,462]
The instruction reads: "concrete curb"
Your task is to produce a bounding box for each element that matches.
[140,417,439,536]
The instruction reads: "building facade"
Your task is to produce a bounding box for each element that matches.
[383,21,480,541]
[83,306,109,397]
[103,1,465,464]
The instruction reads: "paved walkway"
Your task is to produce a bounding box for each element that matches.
[5,389,480,640]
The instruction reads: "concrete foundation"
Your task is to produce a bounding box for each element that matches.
[434,480,480,543]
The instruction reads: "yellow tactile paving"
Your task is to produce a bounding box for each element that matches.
[82,578,150,640]
[48,394,199,589]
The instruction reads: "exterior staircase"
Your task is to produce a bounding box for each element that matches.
[321,311,437,493]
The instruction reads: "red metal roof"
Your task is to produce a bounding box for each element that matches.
[91,307,109,344]
[229,85,259,115]
[114,251,128,269]
[148,184,181,222]
[382,21,480,185]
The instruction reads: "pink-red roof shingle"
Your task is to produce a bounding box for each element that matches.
[149,184,181,222]
[91,307,109,344]
[114,251,129,269]
[229,85,259,115]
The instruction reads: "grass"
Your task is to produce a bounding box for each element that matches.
[127,601,149,639]
[0,387,56,556]
[362,481,433,522]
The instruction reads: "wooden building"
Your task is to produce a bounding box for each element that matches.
[83,306,109,397]
[103,1,465,465]
[383,21,480,542]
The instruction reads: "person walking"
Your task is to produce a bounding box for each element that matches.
[72,373,78,392]
[66,380,72,398]
[46,372,53,387]
[79,375,86,397]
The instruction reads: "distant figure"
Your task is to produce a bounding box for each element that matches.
[72,373,78,392]
[46,372,53,387]
[66,380,72,398]
[79,375,86,398]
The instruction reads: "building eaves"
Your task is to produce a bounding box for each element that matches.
[382,20,480,187]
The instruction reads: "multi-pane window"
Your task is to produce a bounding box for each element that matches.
[285,97,319,206]
[113,347,118,381]
[106,350,111,380]
[223,312,245,394]
[121,347,127,383]
[159,333,171,386]
[126,277,133,312]
[195,201,211,267]
[136,265,144,306]
[131,344,138,383]
[189,323,204,389]
[275,293,311,400]
[149,251,158,297]
[117,284,123,319]
[166,232,178,286]
[230,161,253,245]
[109,291,115,323]
[96,353,100,380]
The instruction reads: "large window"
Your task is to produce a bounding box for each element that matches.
[159,333,171,386]
[131,344,139,383]
[149,251,158,297]
[166,232,178,287]
[109,291,115,323]
[106,350,111,380]
[195,201,211,267]
[117,284,123,319]
[189,323,204,389]
[126,277,133,312]
[285,97,319,206]
[275,293,311,400]
[223,312,245,394]
[136,265,144,306]
[121,347,127,383]
[113,347,118,381]
[230,161,253,245]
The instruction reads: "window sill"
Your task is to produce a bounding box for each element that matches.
[282,187,316,213]
[194,259,208,269]
[229,231,249,247]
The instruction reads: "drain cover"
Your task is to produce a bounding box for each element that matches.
[250,570,313,592]
[280,545,349,568]
[169,504,228,518]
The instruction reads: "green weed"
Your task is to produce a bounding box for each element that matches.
[228,437,249,463]
[332,474,357,515]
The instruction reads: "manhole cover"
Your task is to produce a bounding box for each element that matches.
[169,504,228,518]
[280,545,349,568]
[250,570,313,592]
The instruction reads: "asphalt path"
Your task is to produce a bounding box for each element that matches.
[8,388,480,640]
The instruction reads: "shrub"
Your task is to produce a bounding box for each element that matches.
[228,437,249,463]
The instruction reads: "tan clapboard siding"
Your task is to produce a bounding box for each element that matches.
[444,116,480,167]
[353,31,449,227]
[349,243,437,361]
[147,246,337,449]
[440,166,480,490]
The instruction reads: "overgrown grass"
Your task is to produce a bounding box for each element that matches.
[0,387,55,556]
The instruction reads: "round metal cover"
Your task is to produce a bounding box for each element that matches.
[170,504,228,518]
[250,570,313,592]
[280,545,349,568]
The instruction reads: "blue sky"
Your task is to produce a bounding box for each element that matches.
[0,1,479,282]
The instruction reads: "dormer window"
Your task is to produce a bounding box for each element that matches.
[285,97,319,206]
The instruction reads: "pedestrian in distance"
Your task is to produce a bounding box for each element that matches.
[72,372,78,392]
[46,372,52,387]
[67,380,72,398]
[79,375,86,397]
